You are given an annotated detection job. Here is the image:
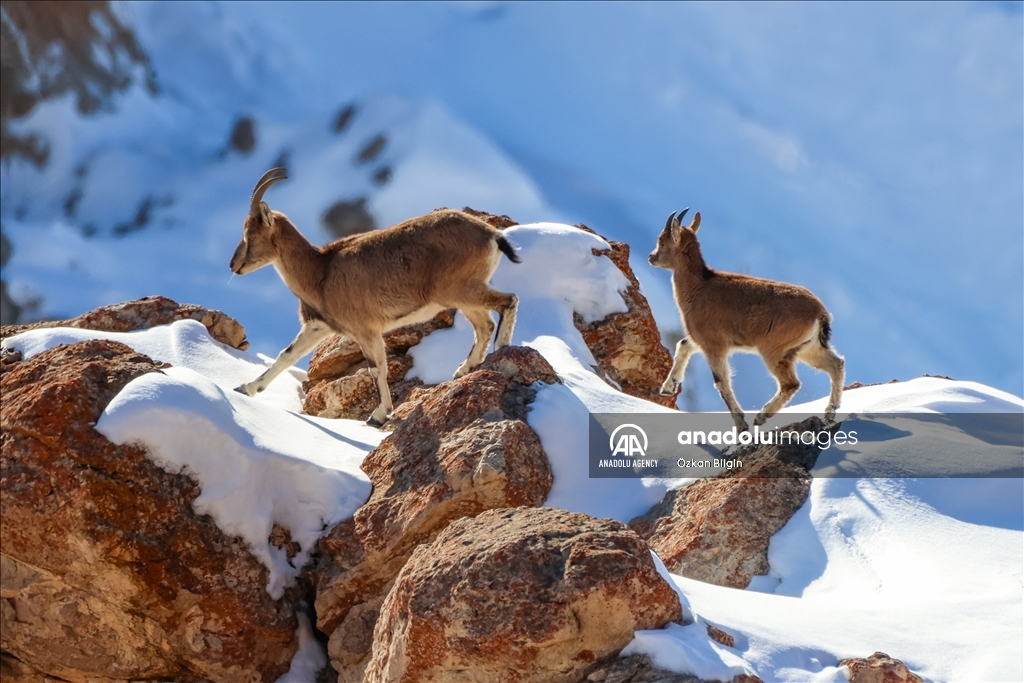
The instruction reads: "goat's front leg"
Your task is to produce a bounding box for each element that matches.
[235,321,331,396]
[705,352,748,431]
[360,335,392,427]
[660,337,696,396]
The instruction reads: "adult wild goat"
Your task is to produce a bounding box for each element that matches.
[649,209,844,430]
[230,168,520,426]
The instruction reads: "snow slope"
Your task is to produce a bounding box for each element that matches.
[4,223,1021,681]
[625,383,1024,683]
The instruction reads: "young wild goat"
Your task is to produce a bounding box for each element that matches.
[649,209,844,430]
[230,168,520,426]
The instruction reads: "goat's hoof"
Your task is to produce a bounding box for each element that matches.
[659,382,678,396]
[233,385,250,396]
[366,415,385,428]
[753,414,766,427]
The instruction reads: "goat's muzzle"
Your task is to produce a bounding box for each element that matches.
[230,241,247,274]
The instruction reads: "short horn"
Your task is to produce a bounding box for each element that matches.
[676,207,689,224]
[664,212,678,231]
[250,168,288,214]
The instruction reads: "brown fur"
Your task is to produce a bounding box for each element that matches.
[231,172,519,426]
[649,210,843,429]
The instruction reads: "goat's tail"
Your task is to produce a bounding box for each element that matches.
[496,235,521,264]
[818,314,833,348]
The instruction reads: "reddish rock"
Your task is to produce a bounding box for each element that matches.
[706,624,736,648]
[573,229,677,408]
[460,206,519,229]
[1,340,298,682]
[0,295,249,350]
[840,653,924,683]
[305,310,456,384]
[470,210,678,408]
[314,346,559,681]
[364,507,683,683]
[304,354,423,420]
[302,310,455,420]
[630,418,830,588]
[0,653,50,683]
[586,656,762,683]
[586,655,700,682]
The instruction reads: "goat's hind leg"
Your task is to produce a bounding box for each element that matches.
[799,341,845,422]
[360,334,392,427]
[705,352,748,431]
[454,308,496,379]
[445,285,518,379]
[236,321,331,396]
[493,292,518,349]
[755,349,802,426]
[660,337,697,396]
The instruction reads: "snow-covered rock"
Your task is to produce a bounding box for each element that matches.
[629,418,826,589]
[0,340,299,682]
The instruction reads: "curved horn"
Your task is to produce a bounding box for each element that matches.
[250,168,288,215]
[664,212,678,231]
[676,208,689,224]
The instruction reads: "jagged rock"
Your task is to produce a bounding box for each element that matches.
[1,340,298,682]
[460,206,519,229]
[0,295,249,350]
[304,355,422,420]
[302,310,456,420]
[572,227,677,408]
[586,655,700,682]
[0,652,49,683]
[314,347,558,681]
[706,624,736,648]
[363,507,684,683]
[630,417,831,588]
[840,653,924,683]
[1,345,21,374]
[464,209,677,407]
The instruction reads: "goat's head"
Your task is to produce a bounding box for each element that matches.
[230,167,288,275]
[649,208,702,269]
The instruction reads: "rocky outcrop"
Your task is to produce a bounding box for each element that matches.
[0,340,298,682]
[302,310,455,420]
[840,653,924,683]
[0,295,249,350]
[471,209,677,408]
[571,226,677,408]
[629,417,829,588]
[314,346,559,680]
[363,507,683,683]
[585,655,701,682]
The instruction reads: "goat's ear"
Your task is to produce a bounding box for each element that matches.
[259,203,273,227]
[689,212,701,233]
